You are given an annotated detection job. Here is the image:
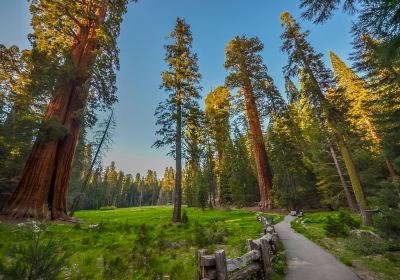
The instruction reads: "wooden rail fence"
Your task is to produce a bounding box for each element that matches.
[198,215,279,280]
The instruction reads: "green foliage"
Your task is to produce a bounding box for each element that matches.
[0,221,71,280]
[268,101,320,210]
[99,205,117,211]
[181,210,189,224]
[300,0,400,70]
[153,17,202,155]
[324,215,348,237]
[271,242,287,277]
[0,45,42,208]
[195,171,208,210]
[2,207,279,279]
[225,130,259,207]
[131,224,155,270]
[345,235,388,256]
[191,220,228,248]
[103,256,129,279]
[371,179,400,238]
[324,209,360,237]
[38,117,70,142]
[292,211,400,280]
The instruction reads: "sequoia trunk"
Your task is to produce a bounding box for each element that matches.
[243,85,273,211]
[4,1,108,219]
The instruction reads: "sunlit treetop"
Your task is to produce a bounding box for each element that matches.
[28,0,136,127]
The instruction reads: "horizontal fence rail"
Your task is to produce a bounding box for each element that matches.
[198,214,280,280]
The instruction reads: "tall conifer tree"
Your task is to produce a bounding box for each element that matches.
[224,36,274,210]
[154,18,202,223]
[281,12,371,224]
[330,52,396,178]
[205,86,231,204]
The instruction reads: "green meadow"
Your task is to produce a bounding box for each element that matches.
[0,206,284,279]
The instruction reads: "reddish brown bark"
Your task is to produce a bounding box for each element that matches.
[4,1,108,220]
[243,85,273,211]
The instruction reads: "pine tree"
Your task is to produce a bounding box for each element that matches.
[154,18,202,223]
[69,110,115,216]
[281,12,371,225]
[224,36,274,210]
[300,0,400,74]
[330,52,396,178]
[184,106,203,207]
[230,130,259,207]
[205,86,231,204]
[0,45,40,208]
[160,167,175,205]
[134,173,142,207]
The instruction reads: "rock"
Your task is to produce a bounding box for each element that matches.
[349,229,380,239]
[167,240,187,249]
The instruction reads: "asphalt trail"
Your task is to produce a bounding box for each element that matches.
[275,215,359,280]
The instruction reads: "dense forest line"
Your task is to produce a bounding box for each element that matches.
[0,0,399,240]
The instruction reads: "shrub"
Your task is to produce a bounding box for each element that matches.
[0,221,71,280]
[339,255,353,266]
[371,180,400,239]
[192,222,209,247]
[99,205,117,211]
[346,235,387,255]
[272,248,287,275]
[373,210,400,239]
[181,210,189,224]
[103,256,129,279]
[338,210,360,229]
[324,210,360,237]
[290,220,306,234]
[324,215,348,237]
[131,224,154,268]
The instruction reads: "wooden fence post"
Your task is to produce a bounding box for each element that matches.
[198,249,208,280]
[260,237,273,278]
[215,250,228,280]
[247,239,259,250]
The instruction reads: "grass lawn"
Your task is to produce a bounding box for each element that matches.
[291,212,400,280]
[0,206,284,279]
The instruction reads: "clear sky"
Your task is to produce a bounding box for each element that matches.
[0,0,355,177]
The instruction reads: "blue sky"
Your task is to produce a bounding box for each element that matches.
[0,0,355,177]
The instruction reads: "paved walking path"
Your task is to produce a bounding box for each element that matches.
[274,215,359,280]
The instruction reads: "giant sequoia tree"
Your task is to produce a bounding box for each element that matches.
[154,18,202,223]
[3,0,131,220]
[224,36,274,210]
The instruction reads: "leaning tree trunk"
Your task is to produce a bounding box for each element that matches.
[172,95,182,223]
[336,135,371,225]
[243,85,273,211]
[328,142,358,213]
[4,2,108,219]
[69,110,113,217]
[327,113,371,225]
